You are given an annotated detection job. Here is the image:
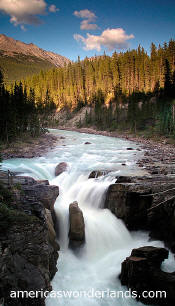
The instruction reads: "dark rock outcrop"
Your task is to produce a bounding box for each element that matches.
[22,181,59,211]
[0,174,59,212]
[45,209,60,253]
[0,222,54,305]
[55,162,68,177]
[68,201,85,249]
[148,198,175,252]
[115,176,132,183]
[88,170,110,179]
[120,246,175,305]
[0,172,59,305]
[131,246,168,266]
[105,176,175,249]
[105,181,152,230]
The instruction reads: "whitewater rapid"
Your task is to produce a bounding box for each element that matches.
[2,129,174,306]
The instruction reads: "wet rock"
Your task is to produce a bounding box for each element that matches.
[115,176,132,183]
[121,163,126,166]
[84,142,91,144]
[29,183,59,211]
[148,197,175,252]
[131,246,168,267]
[105,182,153,230]
[55,162,68,177]
[37,180,49,185]
[88,170,109,179]
[105,176,175,250]
[127,148,134,150]
[0,221,58,305]
[120,246,175,305]
[0,172,59,305]
[0,172,36,186]
[45,209,60,252]
[68,201,85,249]
[0,172,59,212]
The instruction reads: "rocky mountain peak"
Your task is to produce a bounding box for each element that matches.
[0,33,70,67]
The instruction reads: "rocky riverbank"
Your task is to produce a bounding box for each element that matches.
[0,171,59,305]
[2,127,175,306]
[59,127,175,176]
[1,132,62,160]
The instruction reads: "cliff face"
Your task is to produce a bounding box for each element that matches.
[0,34,70,68]
[104,175,175,305]
[105,175,175,251]
[0,172,59,305]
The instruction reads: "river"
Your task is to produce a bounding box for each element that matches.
[1,129,174,306]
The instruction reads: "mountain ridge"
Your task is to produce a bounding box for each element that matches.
[0,34,70,68]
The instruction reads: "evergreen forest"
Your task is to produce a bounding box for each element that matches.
[1,39,175,143]
[0,70,56,143]
[0,52,54,83]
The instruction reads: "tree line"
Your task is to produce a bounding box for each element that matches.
[20,40,175,109]
[19,39,175,136]
[1,39,175,139]
[0,52,53,83]
[0,70,56,143]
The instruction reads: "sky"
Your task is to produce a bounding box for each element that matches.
[0,0,175,61]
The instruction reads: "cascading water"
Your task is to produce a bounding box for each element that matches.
[2,129,174,306]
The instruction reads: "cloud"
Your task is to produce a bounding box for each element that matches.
[73,9,96,20]
[0,0,59,28]
[20,25,26,31]
[49,4,59,13]
[74,28,134,51]
[73,9,98,31]
[80,20,98,30]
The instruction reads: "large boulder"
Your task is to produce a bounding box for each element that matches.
[68,201,85,249]
[120,246,175,305]
[55,162,68,177]
[131,246,168,267]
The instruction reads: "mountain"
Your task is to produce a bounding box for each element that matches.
[0,34,70,82]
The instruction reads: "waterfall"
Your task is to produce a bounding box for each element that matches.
[2,129,173,306]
